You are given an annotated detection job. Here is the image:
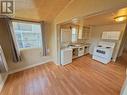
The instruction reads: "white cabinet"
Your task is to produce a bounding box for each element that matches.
[78,26,90,40]
[61,29,72,43]
[78,46,84,56]
[82,27,90,40]
[102,31,121,40]
[61,48,72,65]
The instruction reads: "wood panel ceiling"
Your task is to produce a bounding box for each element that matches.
[63,7,127,26]
[14,0,71,21]
[83,7,127,26]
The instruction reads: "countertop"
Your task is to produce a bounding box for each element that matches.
[61,43,90,50]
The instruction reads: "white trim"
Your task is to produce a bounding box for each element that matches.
[8,59,52,75]
[0,73,8,93]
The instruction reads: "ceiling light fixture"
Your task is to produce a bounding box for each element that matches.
[114,15,127,22]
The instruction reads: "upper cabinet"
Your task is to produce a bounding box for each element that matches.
[82,26,90,40]
[78,26,90,40]
[61,29,72,43]
[102,31,121,40]
[60,23,91,43]
[61,24,79,43]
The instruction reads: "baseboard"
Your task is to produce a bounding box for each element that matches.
[8,59,52,75]
[0,57,53,93]
[0,73,8,93]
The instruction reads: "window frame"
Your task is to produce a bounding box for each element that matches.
[11,20,43,50]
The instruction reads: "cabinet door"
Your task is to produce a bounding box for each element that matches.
[82,27,90,40]
[102,32,108,39]
[102,31,121,40]
[110,32,120,40]
[61,29,72,43]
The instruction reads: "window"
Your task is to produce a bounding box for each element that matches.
[12,21,42,49]
[72,27,78,42]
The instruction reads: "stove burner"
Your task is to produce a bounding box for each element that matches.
[98,45,102,47]
[106,47,111,49]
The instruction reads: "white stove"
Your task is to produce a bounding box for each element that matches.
[92,41,115,64]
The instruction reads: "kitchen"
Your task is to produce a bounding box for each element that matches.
[60,23,91,65]
[60,10,126,66]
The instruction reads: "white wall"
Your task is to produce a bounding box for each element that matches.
[89,23,126,61]
[8,48,51,72]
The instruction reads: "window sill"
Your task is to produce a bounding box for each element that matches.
[20,47,42,51]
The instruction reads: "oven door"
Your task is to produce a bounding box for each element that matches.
[93,48,112,58]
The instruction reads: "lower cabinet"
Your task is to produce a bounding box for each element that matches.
[61,48,72,65]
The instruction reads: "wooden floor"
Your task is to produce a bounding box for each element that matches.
[1,55,127,95]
